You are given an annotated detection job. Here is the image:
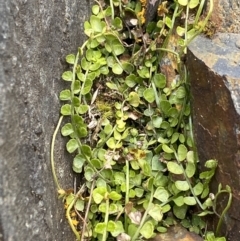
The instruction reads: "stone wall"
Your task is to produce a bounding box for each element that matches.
[187,29,240,241]
[0,1,91,240]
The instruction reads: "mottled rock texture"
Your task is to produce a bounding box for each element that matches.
[187,33,240,240]
[210,0,240,33]
[0,0,91,240]
[149,225,203,241]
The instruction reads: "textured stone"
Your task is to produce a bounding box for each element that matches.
[187,33,240,240]
[0,0,91,240]
[149,225,203,241]
[210,0,240,33]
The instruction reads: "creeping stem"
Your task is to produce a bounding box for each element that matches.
[51,115,64,190]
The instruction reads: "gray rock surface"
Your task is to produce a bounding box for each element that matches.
[0,0,91,240]
[187,33,240,240]
[211,0,240,33]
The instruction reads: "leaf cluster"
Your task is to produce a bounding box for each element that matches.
[53,0,230,241]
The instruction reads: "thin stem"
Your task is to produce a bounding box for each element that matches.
[51,115,64,190]
[102,198,110,241]
[184,0,213,48]
[156,47,180,63]
[110,0,114,20]
[214,190,232,236]
[184,5,190,53]
[66,185,86,241]
[173,150,205,210]
[81,181,95,241]
[194,0,207,26]
[124,160,130,231]
[131,187,154,241]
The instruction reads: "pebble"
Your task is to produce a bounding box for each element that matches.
[148,225,203,241]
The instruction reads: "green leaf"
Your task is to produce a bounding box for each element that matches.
[193,182,203,196]
[205,159,218,169]
[142,162,151,176]
[152,116,163,128]
[135,188,144,197]
[128,92,140,107]
[126,74,137,87]
[78,104,89,114]
[176,86,186,98]
[162,144,174,153]
[111,221,125,237]
[143,88,155,103]
[186,162,196,178]
[178,0,188,6]
[165,16,172,28]
[92,4,100,15]
[154,187,169,202]
[99,203,107,213]
[186,151,194,163]
[153,73,166,88]
[81,79,93,95]
[188,0,199,8]
[184,196,197,205]
[167,162,183,174]
[94,222,106,234]
[198,210,214,217]
[173,204,188,219]
[160,100,171,115]
[89,62,101,71]
[66,54,75,64]
[179,134,185,143]
[140,221,154,239]
[106,82,118,90]
[148,204,163,221]
[178,144,188,161]
[90,15,106,33]
[81,57,90,70]
[60,104,71,115]
[173,196,184,207]
[59,89,71,100]
[122,62,134,74]
[107,220,116,232]
[157,226,168,233]
[90,158,103,169]
[73,154,86,173]
[109,203,119,214]
[175,180,189,191]
[66,139,78,153]
[112,41,125,56]
[109,191,122,200]
[62,71,73,81]
[176,26,185,37]
[93,187,107,204]
[61,123,74,136]
[81,145,91,157]
[112,63,123,75]
[112,17,123,30]
[72,96,80,107]
[73,80,80,93]
[75,199,84,211]
[161,204,171,213]
[137,66,150,78]
[106,137,122,149]
[171,132,179,144]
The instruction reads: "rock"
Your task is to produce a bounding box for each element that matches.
[148,225,203,241]
[210,0,240,33]
[0,1,91,240]
[187,33,240,240]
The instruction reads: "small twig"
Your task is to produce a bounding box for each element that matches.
[66,185,86,241]
[51,115,64,190]
[81,180,96,241]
